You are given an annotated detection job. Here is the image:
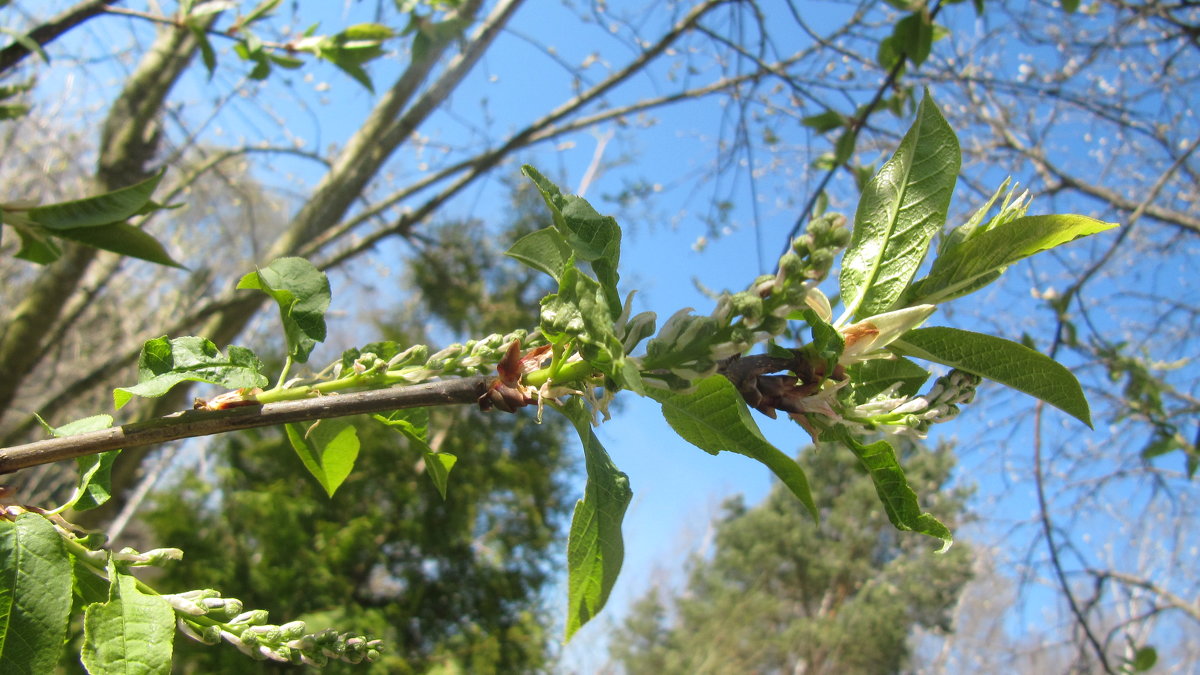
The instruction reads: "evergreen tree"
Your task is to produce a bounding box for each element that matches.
[608,439,973,675]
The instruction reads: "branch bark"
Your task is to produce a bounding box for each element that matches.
[0,376,493,476]
[0,0,121,75]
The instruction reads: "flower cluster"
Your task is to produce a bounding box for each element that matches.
[337,328,535,385]
[636,213,853,392]
[168,590,383,666]
[841,368,983,436]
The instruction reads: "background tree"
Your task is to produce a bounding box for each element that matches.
[607,438,973,674]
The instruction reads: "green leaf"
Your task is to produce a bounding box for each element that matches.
[72,451,120,512]
[802,309,845,374]
[81,561,174,675]
[521,165,622,317]
[285,419,361,497]
[424,452,457,500]
[840,90,959,320]
[1062,0,1081,12]
[905,215,1118,305]
[52,222,183,268]
[237,257,331,363]
[541,262,642,394]
[242,0,283,24]
[506,226,573,282]
[0,27,49,64]
[832,129,856,165]
[188,25,218,77]
[38,414,118,512]
[800,109,845,134]
[27,170,166,231]
[876,35,902,71]
[113,336,268,409]
[1130,645,1157,671]
[844,357,930,404]
[892,12,934,67]
[0,513,73,674]
[557,398,632,641]
[373,409,457,498]
[372,408,430,445]
[0,103,30,121]
[824,426,953,551]
[11,224,61,264]
[73,557,111,608]
[646,375,818,522]
[890,326,1092,427]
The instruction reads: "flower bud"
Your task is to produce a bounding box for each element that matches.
[230,609,270,626]
[279,621,307,640]
[387,344,428,368]
[201,596,244,621]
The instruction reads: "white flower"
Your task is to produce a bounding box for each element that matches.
[838,304,936,363]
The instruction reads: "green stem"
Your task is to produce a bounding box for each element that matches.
[271,356,295,391]
[525,359,596,388]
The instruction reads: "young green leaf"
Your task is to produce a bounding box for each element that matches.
[52,222,183,268]
[37,414,118,513]
[372,409,457,499]
[844,357,931,404]
[237,257,331,363]
[423,452,457,500]
[904,215,1118,305]
[892,11,934,67]
[285,419,361,498]
[541,262,643,394]
[26,170,166,231]
[521,165,622,317]
[113,337,268,409]
[647,375,818,522]
[506,226,573,282]
[840,91,959,320]
[558,398,632,641]
[0,513,73,674]
[11,223,61,264]
[800,109,845,134]
[824,426,953,551]
[81,561,174,675]
[890,326,1092,427]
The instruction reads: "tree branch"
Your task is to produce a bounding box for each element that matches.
[0,0,121,75]
[0,376,493,476]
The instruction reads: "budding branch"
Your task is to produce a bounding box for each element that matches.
[0,376,492,475]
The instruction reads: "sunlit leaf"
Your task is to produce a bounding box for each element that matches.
[558,398,632,640]
[0,513,73,673]
[36,414,118,512]
[840,91,959,320]
[27,170,166,231]
[285,419,361,498]
[113,336,268,409]
[890,326,1092,427]
[53,222,183,268]
[81,561,174,674]
[824,426,953,551]
[905,214,1117,305]
[506,226,573,282]
[647,375,818,521]
[521,165,622,318]
[237,257,331,363]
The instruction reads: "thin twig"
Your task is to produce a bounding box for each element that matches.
[0,0,120,75]
[0,376,493,476]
